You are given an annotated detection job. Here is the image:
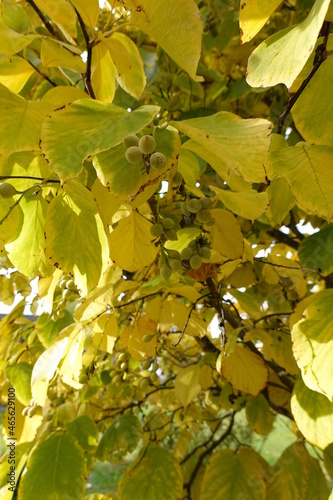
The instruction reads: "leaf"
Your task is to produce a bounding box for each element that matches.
[200,448,267,500]
[45,181,109,295]
[292,57,333,146]
[0,197,22,251]
[239,0,282,43]
[18,433,85,500]
[34,0,77,42]
[171,112,271,183]
[131,0,203,81]
[40,39,85,72]
[207,209,244,259]
[298,224,333,277]
[291,290,333,400]
[291,376,333,450]
[31,337,69,406]
[108,212,159,272]
[41,100,159,180]
[175,365,202,407]
[41,86,88,106]
[0,21,37,56]
[5,192,52,278]
[0,443,32,500]
[267,177,295,225]
[119,316,158,360]
[218,345,269,396]
[3,399,42,444]
[93,313,118,354]
[91,41,116,102]
[0,83,53,157]
[178,148,202,186]
[117,445,183,500]
[0,56,35,93]
[66,415,98,451]
[246,394,275,435]
[59,326,84,389]
[70,0,99,30]
[267,143,333,221]
[97,415,142,463]
[246,0,331,89]
[210,186,269,221]
[5,362,32,406]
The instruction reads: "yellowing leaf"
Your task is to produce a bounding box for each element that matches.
[93,313,118,354]
[0,21,37,56]
[97,415,142,463]
[45,181,109,296]
[3,400,42,444]
[267,143,333,221]
[109,212,159,272]
[104,35,132,77]
[210,186,269,221]
[246,0,331,89]
[291,377,333,450]
[41,86,88,106]
[218,345,269,396]
[41,39,85,72]
[59,326,85,389]
[0,56,35,93]
[120,317,157,360]
[172,112,271,183]
[240,0,282,43]
[298,225,333,277]
[0,197,22,251]
[267,177,295,225]
[246,394,275,435]
[208,209,244,259]
[91,41,116,102]
[175,365,201,407]
[34,0,77,42]
[131,0,203,81]
[70,0,99,30]
[291,290,333,400]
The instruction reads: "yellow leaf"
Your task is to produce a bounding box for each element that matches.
[3,400,42,444]
[108,212,159,272]
[93,313,118,354]
[119,317,157,360]
[246,394,275,435]
[175,365,202,407]
[0,56,35,93]
[218,345,269,396]
[70,0,99,30]
[41,86,88,106]
[91,41,116,102]
[34,0,77,42]
[41,39,85,72]
[210,186,269,221]
[240,0,282,43]
[59,326,85,389]
[0,22,37,57]
[207,209,244,259]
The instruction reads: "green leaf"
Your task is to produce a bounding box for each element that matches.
[5,191,52,278]
[0,56,35,93]
[45,180,109,295]
[97,415,142,463]
[108,212,159,272]
[0,83,52,157]
[207,209,244,259]
[41,100,159,180]
[267,143,333,221]
[200,448,267,500]
[210,186,269,221]
[291,376,333,449]
[246,394,275,435]
[246,0,331,89]
[178,148,201,186]
[5,362,32,406]
[66,415,98,451]
[131,0,203,81]
[117,445,183,500]
[171,112,271,183]
[292,57,333,146]
[175,365,201,407]
[298,224,333,276]
[239,0,282,43]
[18,433,85,500]
[291,290,333,400]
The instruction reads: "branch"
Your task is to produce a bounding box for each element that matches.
[25,0,64,42]
[173,293,211,347]
[18,54,57,87]
[74,8,96,98]
[267,229,299,249]
[277,21,331,134]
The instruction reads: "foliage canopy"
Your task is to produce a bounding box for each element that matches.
[1,0,333,498]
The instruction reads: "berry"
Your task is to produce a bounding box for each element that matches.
[0,183,19,198]
[139,135,156,154]
[172,171,183,184]
[150,152,167,169]
[150,223,164,237]
[123,134,139,148]
[187,199,202,213]
[160,266,172,280]
[196,210,213,224]
[125,146,142,164]
[164,229,178,241]
[169,258,183,270]
[162,218,175,229]
[181,247,193,260]
[190,254,202,270]
[199,246,211,259]
[200,197,213,209]
[142,334,155,343]
[168,250,181,260]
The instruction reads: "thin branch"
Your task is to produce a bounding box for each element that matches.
[18,54,57,87]
[253,312,292,325]
[0,176,60,183]
[277,21,331,134]
[25,0,64,41]
[74,8,96,98]
[267,228,299,249]
[173,293,211,347]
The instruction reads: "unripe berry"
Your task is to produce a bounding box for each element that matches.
[0,182,19,198]
[199,246,211,259]
[200,197,213,209]
[169,258,183,270]
[187,199,202,213]
[164,229,178,241]
[168,250,181,260]
[162,218,175,229]
[150,223,164,237]
[190,254,202,270]
[139,135,156,154]
[196,210,213,224]
[150,152,167,169]
[181,247,193,260]
[123,134,139,148]
[125,146,142,164]
[160,265,172,280]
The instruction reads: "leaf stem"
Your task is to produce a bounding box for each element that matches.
[74,8,96,99]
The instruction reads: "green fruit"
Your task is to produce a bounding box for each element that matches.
[120,362,127,371]
[0,182,19,198]
[139,378,150,390]
[169,258,183,270]
[190,254,202,270]
[200,197,213,209]
[150,372,158,383]
[150,223,164,237]
[66,279,76,290]
[164,229,178,241]
[160,265,172,280]
[117,352,127,361]
[111,374,122,384]
[152,362,159,372]
[79,373,88,384]
[188,240,197,250]
[180,202,190,216]
[187,199,202,213]
[125,146,143,164]
[27,406,37,418]
[59,279,68,289]
[142,360,151,370]
[143,334,155,343]
[115,359,124,371]
[139,135,156,154]
[196,210,213,224]
[158,253,167,268]
[172,171,183,184]
[150,152,167,169]
[100,370,112,385]
[181,247,193,260]
[162,218,175,229]
[199,246,211,259]
[123,134,139,148]
[168,250,181,260]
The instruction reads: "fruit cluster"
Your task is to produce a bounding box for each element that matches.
[123,134,167,171]
[157,238,211,280]
[150,215,178,242]
[180,197,215,225]
[53,275,78,319]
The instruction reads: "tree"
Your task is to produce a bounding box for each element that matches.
[0,0,333,498]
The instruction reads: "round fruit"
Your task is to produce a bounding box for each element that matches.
[164,229,178,241]
[200,197,213,209]
[150,372,158,383]
[59,279,68,289]
[123,134,139,148]
[139,378,150,390]
[160,265,172,280]
[79,373,88,384]
[188,240,197,250]
[162,218,175,229]
[199,246,211,259]
[139,135,156,154]
[190,254,202,270]
[125,146,143,164]
[139,369,151,378]
[172,171,183,184]
[196,210,213,224]
[143,334,154,343]
[0,182,19,198]
[181,247,193,260]
[100,370,112,385]
[150,152,167,169]
[142,360,151,370]
[168,250,181,260]
[187,199,202,213]
[169,258,183,270]
[150,223,164,237]
[66,279,76,290]
[180,202,190,216]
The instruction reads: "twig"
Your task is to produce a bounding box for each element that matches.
[25,0,64,41]
[267,228,299,249]
[0,192,25,225]
[74,8,96,98]
[277,21,331,134]
[173,293,211,346]
[18,54,57,87]
[206,277,226,353]
[253,312,292,325]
